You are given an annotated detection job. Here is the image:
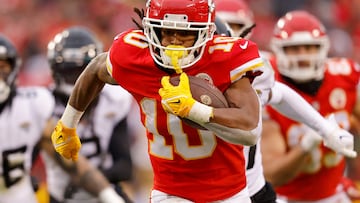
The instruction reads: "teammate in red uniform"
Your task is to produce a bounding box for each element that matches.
[50,0,264,202]
[261,10,360,202]
[215,2,358,202]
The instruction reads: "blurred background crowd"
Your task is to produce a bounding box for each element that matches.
[1,0,360,202]
[2,0,360,88]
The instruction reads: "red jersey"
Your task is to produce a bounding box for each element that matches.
[266,57,360,200]
[107,29,264,202]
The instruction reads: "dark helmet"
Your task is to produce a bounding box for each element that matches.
[47,26,103,96]
[0,34,21,103]
[214,16,232,37]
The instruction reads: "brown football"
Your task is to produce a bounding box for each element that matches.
[169,75,229,130]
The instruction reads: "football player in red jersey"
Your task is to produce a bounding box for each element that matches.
[50,0,265,202]
[215,1,358,203]
[261,10,360,202]
[49,0,356,202]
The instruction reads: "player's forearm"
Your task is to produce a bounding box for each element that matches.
[62,55,106,127]
[71,156,125,203]
[47,151,108,192]
[101,161,133,183]
[71,156,110,195]
[264,147,309,187]
[210,107,259,129]
[269,82,335,137]
[203,102,262,146]
[218,77,261,130]
[69,63,106,112]
[48,138,125,202]
[270,82,357,158]
[68,52,113,113]
[204,81,261,145]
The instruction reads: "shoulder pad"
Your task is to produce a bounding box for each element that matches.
[17,87,55,119]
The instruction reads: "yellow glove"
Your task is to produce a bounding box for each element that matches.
[159,72,196,117]
[51,121,81,161]
[159,72,213,123]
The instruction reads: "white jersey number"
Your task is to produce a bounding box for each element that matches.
[141,99,217,160]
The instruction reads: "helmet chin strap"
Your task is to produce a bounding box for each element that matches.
[165,45,187,74]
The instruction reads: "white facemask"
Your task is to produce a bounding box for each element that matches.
[0,79,10,103]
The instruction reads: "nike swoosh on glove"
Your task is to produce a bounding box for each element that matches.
[159,72,196,117]
[159,72,213,124]
[51,121,81,161]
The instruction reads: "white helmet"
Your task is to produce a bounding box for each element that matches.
[270,10,330,82]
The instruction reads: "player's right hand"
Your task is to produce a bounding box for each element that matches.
[51,121,81,161]
[159,72,196,118]
[323,114,357,158]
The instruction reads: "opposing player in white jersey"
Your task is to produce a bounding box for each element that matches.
[0,34,54,203]
[44,26,134,203]
[0,34,126,203]
[214,1,357,202]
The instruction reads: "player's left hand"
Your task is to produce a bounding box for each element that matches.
[51,121,81,161]
[323,114,357,158]
[159,72,196,118]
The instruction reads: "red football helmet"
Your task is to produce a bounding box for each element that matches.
[215,0,254,38]
[270,10,330,82]
[143,0,216,70]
